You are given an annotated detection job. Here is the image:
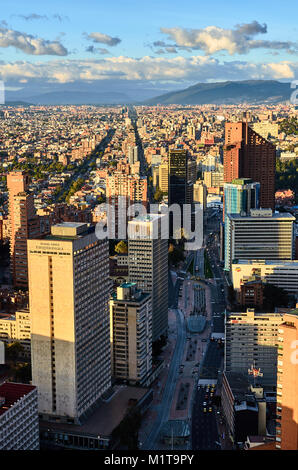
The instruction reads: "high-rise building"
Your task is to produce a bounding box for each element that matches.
[276,311,298,450]
[168,149,188,206]
[223,178,260,264]
[0,382,39,450]
[223,178,260,221]
[225,209,295,271]
[193,180,207,211]
[231,259,298,296]
[224,122,276,209]
[110,282,152,385]
[225,308,284,386]
[7,171,41,288]
[128,214,168,342]
[27,222,111,422]
[159,162,169,193]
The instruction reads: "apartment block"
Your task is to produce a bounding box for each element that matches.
[128,214,168,342]
[7,171,41,288]
[225,308,284,386]
[110,282,152,385]
[0,309,31,356]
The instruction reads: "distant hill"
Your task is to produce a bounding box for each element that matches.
[1,101,31,106]
[144,80,291,105]
[22,90,134,105]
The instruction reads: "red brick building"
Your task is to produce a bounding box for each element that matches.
[224,122,276,209]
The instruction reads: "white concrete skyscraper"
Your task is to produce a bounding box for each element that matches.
[28,222,111,423]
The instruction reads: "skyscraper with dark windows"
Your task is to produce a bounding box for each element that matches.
[168,148,188,207]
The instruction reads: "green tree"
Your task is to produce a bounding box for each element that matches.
[154,187,163,202]
[5,341,24,361]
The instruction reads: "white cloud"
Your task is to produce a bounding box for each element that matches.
[0,26,68,55]
[0,56,296,84]
[160,21,298,55]
[85,32,121,47]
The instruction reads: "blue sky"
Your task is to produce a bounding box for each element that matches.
[1,0,298,98]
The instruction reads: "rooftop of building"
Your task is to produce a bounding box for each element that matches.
[111,282,150,303]
[128,213,165,223]
[39,385,151,438]
[46,222,95,240]
[233,259,298,266]
[226,309,284,319]
[229,209,295,220]
[230,178,253,185]
[0,382,36,416]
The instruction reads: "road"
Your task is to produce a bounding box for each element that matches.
[191,207,226,450]
[53,128,115,203]
[142,308,186,449]
[192,386,220,450]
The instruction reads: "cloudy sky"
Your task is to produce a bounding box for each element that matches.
[1,0,298,100]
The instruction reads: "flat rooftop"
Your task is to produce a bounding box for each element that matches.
[40,385,150,438]
[46,222,95,240]
[229,212,295,220]
[233,259,298,266]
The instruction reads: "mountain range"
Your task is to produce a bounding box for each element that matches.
[144,80,292,105]
[3,80,292,106]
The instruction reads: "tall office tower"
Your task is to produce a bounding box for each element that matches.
[276,312,298,450]
[168,149,188,206]
[193,180,207,211]
[224,122,276,209]
[224,209,295,271]
[7,171,41,288]
[128,214,168,342]
[224,178,260,221]
[27,222,111,423]
[223,178,260,262]
[110,282,152,385]
[159,162,169,193]
[225,308,285,386]
[0,383,39,450]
